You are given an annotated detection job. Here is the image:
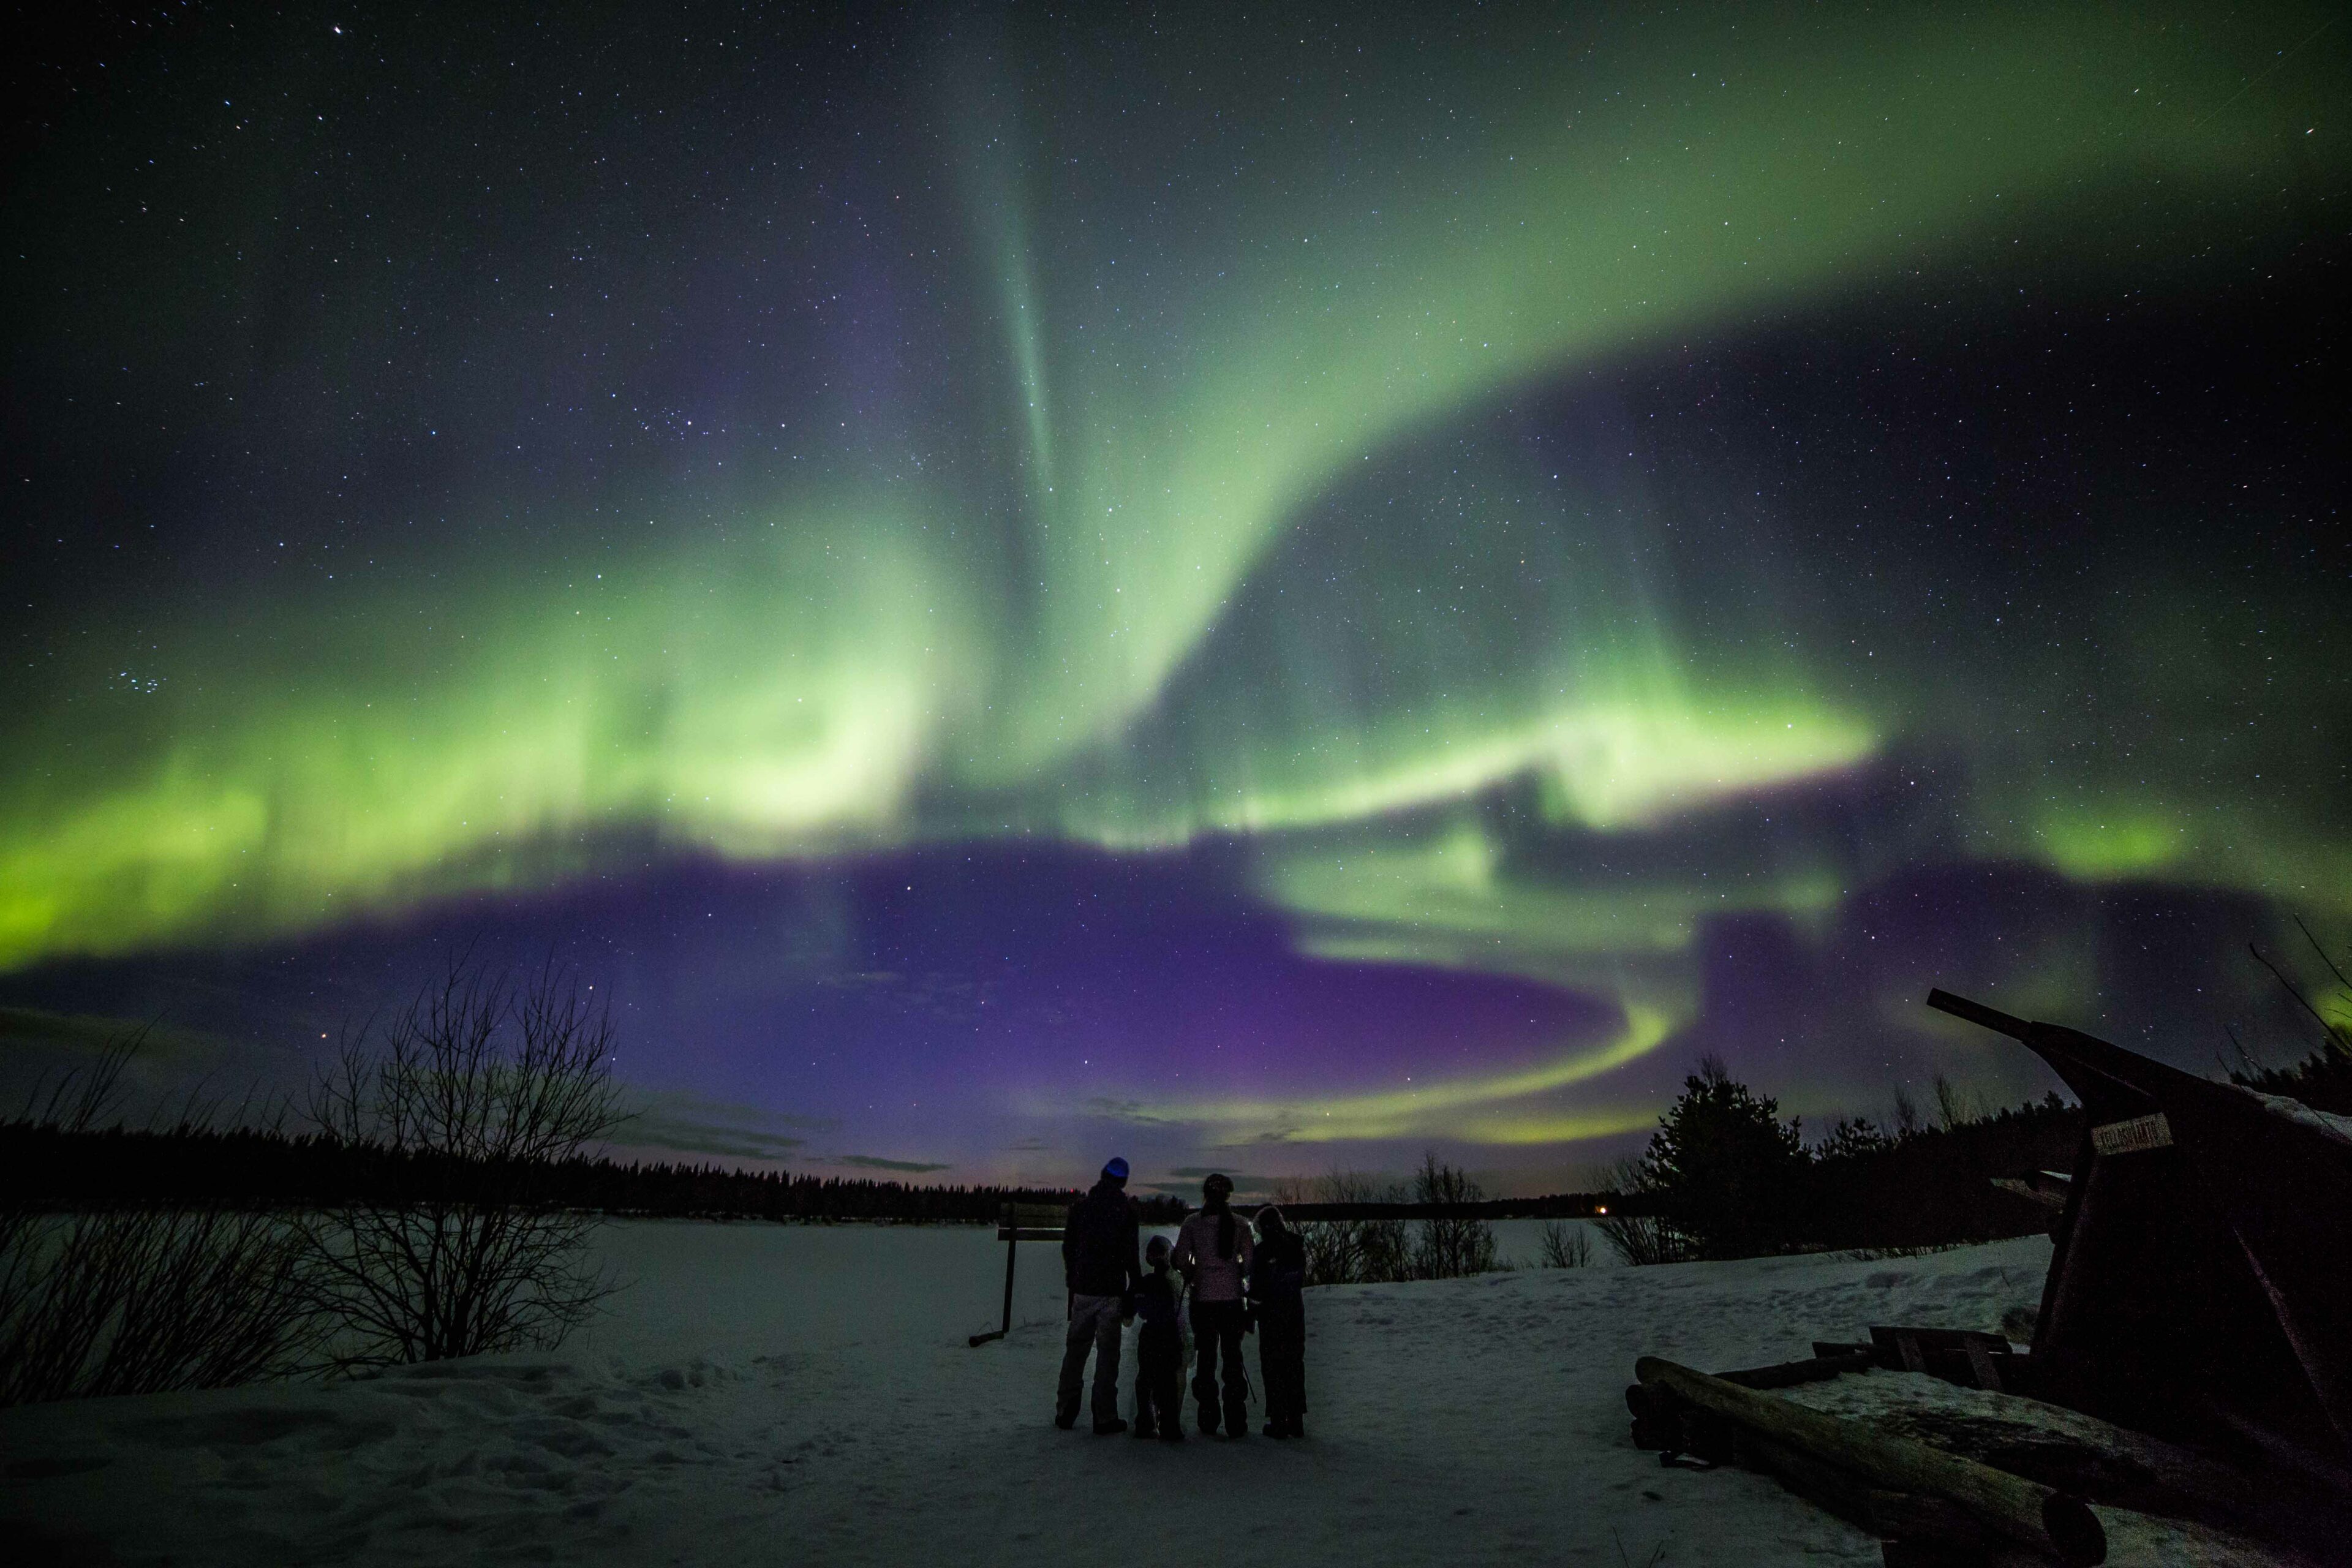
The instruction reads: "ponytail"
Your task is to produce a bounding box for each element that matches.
[1204,1188,1235,1259]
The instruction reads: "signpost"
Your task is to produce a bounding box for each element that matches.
[968,1201,1068,1347]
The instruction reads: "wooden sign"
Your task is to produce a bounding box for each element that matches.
[2090,1113,2173,1156]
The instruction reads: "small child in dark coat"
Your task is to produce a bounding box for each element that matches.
[1131,1235,1185,1441]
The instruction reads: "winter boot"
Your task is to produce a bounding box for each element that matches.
[1094,1417,1129,1436]
[1197,1402,1220,1438]
[1224,1400,1248,1438]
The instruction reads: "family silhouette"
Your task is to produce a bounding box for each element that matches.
[1056,1161,1308,1441]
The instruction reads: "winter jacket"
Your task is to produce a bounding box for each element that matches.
[1062,1180,1142,1298]
[1170,1207,1254,1302]
[1249,1229,1306,1306]
[1132,1270,1182,1346]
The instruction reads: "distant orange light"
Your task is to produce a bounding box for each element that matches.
[1596,1205,1608,1215]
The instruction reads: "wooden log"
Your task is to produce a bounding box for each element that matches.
[1718,1350,1877,1390]
[1880,1541,2051,1568]
[1992,1175,2070,1214]
[1636,1356,2106,1566]
[1732,1428,2048,1564]
[1735,1427,1984,1541]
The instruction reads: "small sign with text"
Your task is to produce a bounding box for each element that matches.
[2090,1112,2173,1157]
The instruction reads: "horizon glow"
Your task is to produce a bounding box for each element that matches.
[2,2,2345,1184]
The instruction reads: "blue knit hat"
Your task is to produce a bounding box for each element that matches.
[1102,1156,1130,1180]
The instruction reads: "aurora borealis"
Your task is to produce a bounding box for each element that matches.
[4,2,2346,1189]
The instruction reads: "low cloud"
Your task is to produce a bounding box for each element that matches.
[0,1007,301,1129]
[632,1127,809,1161]
[618,1090,834,1163]
[835,1153,953,1173]
[1083,1096,1170,1126]
[1163,1167,1284,1195]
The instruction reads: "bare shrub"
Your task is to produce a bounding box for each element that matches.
[1594,1213,1692,1267]
[1594,1158,1695,1266]
[1932,1072,1981,1133]
[1273,1159,1502,1283]
[1340,1170,1416,1284]
[1274,1170,1412,1286]
[1271,1175,1350,1287]
[1,1033,325,1407]
[2231,920,2352,1113]
[304,959,627,1368]
[1,1210,324,1406]
[1412,1152,1498,1279]
[1537,1218,1593,1268]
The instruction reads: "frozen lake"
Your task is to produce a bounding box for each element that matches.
[573,1215,1616,1359]
[4,1223,2266,1564]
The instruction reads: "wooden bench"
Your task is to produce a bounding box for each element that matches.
[968,1202,1068,1346]
[1809,1327,2024,1393]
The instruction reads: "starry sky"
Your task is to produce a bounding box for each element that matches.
[3,2,2346,1192]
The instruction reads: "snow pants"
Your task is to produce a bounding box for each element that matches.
[1058,1292,1125,1427]
[1190,1298,1249,1434]
[1133,1327,1183,1435]
[1257,1296,1306,1428]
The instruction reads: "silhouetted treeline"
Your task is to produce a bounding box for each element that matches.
[2231,925,2352,1113]
[1804,1092,2081,1251]
[1256,1195,1614,1220]
[2230,1038,2352,1116]
[0,1121,1192,1224]
[1609,1060,2083,1261]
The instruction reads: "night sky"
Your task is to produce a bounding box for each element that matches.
[4,2,2346,1193]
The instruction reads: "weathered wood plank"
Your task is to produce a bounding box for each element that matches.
[1635,1355,2106,1566]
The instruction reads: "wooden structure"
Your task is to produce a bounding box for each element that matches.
[1806,1328,2025,1397]
[1629,1356,2106,1564]
[1631,993,2352,1559]
[968,1201,1067,1347]
[1928,989,2352,1484]
[1989,1169,2071,1215]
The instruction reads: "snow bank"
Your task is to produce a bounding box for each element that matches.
[0,1224,2294,1565]
[2232,1086,2352,1148]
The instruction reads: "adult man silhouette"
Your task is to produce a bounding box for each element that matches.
[1056,1156,1142,1433]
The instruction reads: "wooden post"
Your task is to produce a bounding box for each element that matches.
[970,1200,1071,1347]
[998,1220,1019,1335]
[968,1203,1022,1346]
[1635,1356,2106,1566]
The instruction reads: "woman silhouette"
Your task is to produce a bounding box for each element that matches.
[1169,1172,1254,1437]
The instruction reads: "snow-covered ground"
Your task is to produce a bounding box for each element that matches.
[0,1222,2302,1565]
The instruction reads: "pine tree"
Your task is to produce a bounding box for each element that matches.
[1638,1057,1807,1259]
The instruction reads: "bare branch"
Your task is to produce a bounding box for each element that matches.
[302,956,622,1368]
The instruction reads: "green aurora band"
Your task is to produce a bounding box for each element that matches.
[3,2,2346,1160]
